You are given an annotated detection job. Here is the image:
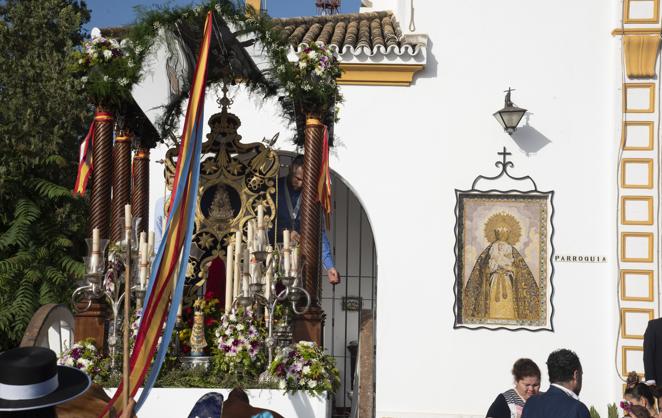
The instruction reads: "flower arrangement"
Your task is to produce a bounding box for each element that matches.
[212,307,267,379]
[268,340,340,396]
[71,28,142,106]
[58,338,109,383]
[271,41,342,134]
[279,42,341,112]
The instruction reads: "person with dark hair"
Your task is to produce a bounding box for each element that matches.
[276,154,340,285]
[221,388,284,418]
[521,349,590,418]
[624,372,658,417]
[628,405,654,418]
[486,358,541,418]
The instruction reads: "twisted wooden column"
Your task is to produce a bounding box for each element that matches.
[294,116,326,346]
[88,108,114,239]
[110,133,132,243]
[131,148,150,234]
[299,117,324,305]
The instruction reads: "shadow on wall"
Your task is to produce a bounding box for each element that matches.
[510,113,551,155]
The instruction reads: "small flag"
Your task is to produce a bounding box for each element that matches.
[72,112,112,195]
[317,126,332,229]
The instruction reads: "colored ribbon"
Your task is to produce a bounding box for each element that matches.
[98,12,213,417]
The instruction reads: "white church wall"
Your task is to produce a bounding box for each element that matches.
[332,0,620,417]
[138,0,628,416]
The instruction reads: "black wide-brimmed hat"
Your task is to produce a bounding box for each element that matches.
[0,346,90,411]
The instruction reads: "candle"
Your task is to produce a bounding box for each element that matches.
[233,231,242,298]
[265,264,273,300]
[147,231,155,257]
[139,242,148,289]
[247,221,254,251]
[291,246,299,275]
[243,249,249,274]
[257,204,264,228]
[225,243,234,312]
[283,249,291,277]
[124,204,132,229]
[283,229,290,250]
[90,228,100,272]
[92,228,100,252]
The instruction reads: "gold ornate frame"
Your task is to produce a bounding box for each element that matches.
[165,89,280,301]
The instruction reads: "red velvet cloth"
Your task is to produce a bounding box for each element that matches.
[206,257,226,307]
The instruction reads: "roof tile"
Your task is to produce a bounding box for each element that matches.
[272,10,413,52]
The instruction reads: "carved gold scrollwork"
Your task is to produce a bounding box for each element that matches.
[165,85,279,303]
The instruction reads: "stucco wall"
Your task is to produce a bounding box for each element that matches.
[139,0,626,416]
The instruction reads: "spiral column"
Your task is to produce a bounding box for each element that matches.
[294,116,326,345]
[109,132,132,243]
[88,108,114,239]
[131,148,150,234]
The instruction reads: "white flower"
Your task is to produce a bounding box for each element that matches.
[229,314,237,322]
[214,3,222,13]
[103,49,112,60]
[118,78,129,86]
[308,51,318,60]
[78,58,84,64]
[298,61,307,69]
[103,75,110,82]
[110,39,119,49]
[309,379,317,387]
[65,357,75,367]
[153,21,161,30]
[127,59,135,68]
[236,324,244,331]
[314,67,324,76]
[302,365,311,375]
[91,27,102,39]
[279,379,287,389]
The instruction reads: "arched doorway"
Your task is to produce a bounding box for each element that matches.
[279,153,377,416]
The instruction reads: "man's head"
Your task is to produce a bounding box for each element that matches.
[547,348,583,395]
[288,155,305,192]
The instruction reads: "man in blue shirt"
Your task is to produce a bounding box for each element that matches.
[277,155,340,285]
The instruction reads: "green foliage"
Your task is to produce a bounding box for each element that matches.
[116,1,341,145]
[589,406,601,418]
[607,403,618,418]
[0,0,90,350]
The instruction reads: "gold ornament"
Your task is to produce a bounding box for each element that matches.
[189,298,208,356]
[483,212,522,245]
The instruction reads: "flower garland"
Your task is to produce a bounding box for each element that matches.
[58,338,110,383]
[71,0,342,144]
[212,307,267,379]
[268,341,340,396]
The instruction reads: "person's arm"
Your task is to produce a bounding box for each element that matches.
[321,230,340,285]
[644,320,657,384]
[321,229,334,270]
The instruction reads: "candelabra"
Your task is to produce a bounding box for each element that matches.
[72,216,151,370]
[231,224,311,364]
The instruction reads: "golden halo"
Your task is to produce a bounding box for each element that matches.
[483,212,522,245]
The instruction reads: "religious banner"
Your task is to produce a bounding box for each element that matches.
[454,148,555,331]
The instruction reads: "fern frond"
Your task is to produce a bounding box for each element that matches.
[30,178,72,199]
[0,199,40,250]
